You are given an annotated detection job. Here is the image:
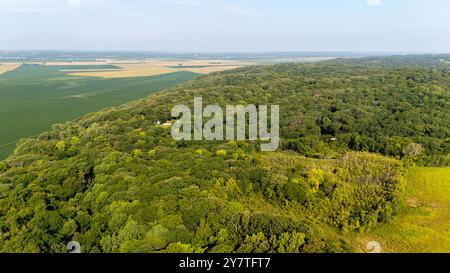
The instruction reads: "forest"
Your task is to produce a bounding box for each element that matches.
[0,56,449,253]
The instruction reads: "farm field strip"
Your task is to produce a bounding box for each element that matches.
[0,63,21,75]
[64,59,255,78]
[3,59,254,78]
[3,57,331,79]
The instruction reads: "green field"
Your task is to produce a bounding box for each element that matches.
[0,64,198,159]
[353,167,450,253]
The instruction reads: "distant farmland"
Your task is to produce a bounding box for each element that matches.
[63,59,253,78]
[0,64,198,159]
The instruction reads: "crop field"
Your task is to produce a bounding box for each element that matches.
[0,64,198,159]
[64,59,254,78]
[0,63,21,75]
[0,58,257,159]
[66,63,176,78]
[353,167,450,253]
[18,58,328,78]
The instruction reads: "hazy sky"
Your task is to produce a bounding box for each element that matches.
[1,0,449,52]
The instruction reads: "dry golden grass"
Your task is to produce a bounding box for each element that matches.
[0,63,21,75]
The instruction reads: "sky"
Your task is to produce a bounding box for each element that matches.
[0,0,449,52]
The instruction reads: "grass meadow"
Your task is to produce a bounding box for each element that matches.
[353,167,450,253]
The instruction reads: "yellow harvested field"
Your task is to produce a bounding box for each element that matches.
[41,61,110,66]
[0,63,21,75]
[59,69,123,72]
[65,59,254,78]
[68,64,175,78]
